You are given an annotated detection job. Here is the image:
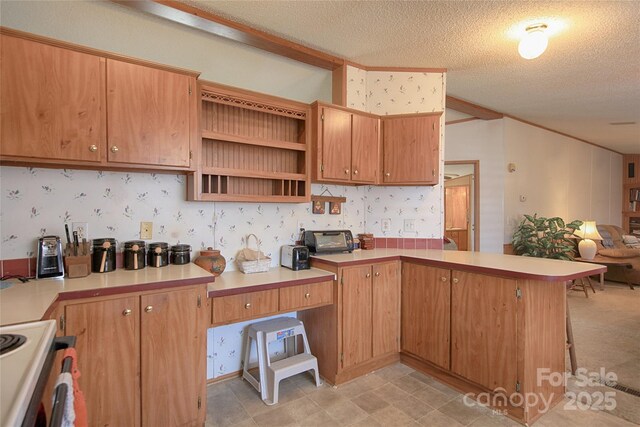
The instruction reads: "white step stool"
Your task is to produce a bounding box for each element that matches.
[242,317,321,405]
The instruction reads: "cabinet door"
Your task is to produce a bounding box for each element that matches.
[382,115,440,184]
[341,265,373,369]
[0,35,105,162]
[65,296,140,427]
[372,261,400,357]
[401,263,451,369]
[451,271,517,393]
[107,59,192,167]
[141,286,207,427]
[351,114,379,183]
[321,107,352,181]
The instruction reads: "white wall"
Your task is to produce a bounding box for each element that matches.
[444,120,505,253]
[445,117,623,252]
[503,117,622,243]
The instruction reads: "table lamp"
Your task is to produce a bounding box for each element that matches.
[575,221,603,260]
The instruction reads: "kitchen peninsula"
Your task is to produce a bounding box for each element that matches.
[306,249,606,425]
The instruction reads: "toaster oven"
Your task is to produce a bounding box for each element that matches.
[303,230,354,254]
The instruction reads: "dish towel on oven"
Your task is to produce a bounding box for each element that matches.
[63,348,88,427]
[53,373,75,427]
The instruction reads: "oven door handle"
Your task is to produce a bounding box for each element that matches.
[48,337,77,427]
[21,336,76,427]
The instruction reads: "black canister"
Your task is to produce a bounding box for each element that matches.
[148,242,169,267]
[170,244,191,265]
[124,240,146,270]
[91,238,117,273]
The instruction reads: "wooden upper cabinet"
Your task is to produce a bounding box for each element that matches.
[320,106,352,181]
[382,114,441,185]
[107,60,193,168]
[351,114,378,183]
[313,103,379,185]
[0,34,105,162]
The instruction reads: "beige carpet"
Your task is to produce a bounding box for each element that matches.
[566,280,640,424]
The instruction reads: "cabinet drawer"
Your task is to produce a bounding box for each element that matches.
[212,289,278,325]
[279,281,333,311]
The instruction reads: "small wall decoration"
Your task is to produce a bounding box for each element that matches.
[311,189,347,216]
[312,200,325,214]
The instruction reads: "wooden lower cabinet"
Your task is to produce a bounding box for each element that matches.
[303,260,400,384]
[451,271,518,394]
[342,265,374,369]
[400,262,566,425]
[62,285,207,427]
[401,263,450,369]
[141,287,207,427]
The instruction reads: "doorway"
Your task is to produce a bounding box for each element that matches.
[444,161,479,251]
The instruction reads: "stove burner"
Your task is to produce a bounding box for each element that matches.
[0,334,27,355]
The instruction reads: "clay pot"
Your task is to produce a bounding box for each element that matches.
[194,247,226,276]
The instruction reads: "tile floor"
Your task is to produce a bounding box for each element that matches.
[207,281,639,427]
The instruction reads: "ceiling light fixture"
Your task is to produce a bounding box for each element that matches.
[518,24,548,60]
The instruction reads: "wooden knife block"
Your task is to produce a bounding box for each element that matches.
[64,242,91,278]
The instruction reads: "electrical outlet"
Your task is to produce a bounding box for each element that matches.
[404,219,416,232]
[140,222,153,240]
[72,222,89,240]
[381,218,391,232]
[297,220,306,231]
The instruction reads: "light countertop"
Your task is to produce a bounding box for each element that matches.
[208,267,336,297]
[311,249,607,281]
[0,263,213,326]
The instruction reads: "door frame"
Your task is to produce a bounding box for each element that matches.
[444,160,480,251]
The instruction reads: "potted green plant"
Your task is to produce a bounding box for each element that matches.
[512,214,583,261]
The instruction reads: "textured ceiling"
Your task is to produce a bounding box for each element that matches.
[180,0,640,154]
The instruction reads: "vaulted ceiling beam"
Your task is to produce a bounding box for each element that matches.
[111,0,345,70]
[446,96,503,120]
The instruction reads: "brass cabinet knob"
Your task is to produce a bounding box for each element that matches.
[111,145,119,153]
[375,272,380,277]
[344,168,350,175]
[452,278,459,284]
[244,303,251,309]
[441,276,447,282]
[122,309,132,316]
[304,293,311,299]
[385,172,391,177]
[144,305,153,313]
[89,144,98,152]
[366,273,371,278]
[353,169,359,175]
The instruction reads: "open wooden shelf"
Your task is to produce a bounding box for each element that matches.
[201,130,306,152]
[188,82,311,202]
